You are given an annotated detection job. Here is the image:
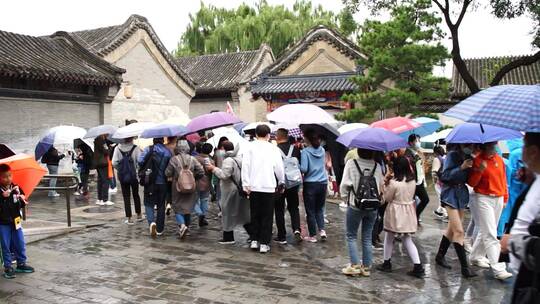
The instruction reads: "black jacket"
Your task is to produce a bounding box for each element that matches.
[93,136,110,169]
[42,147,64,166]
[0,184,25,226]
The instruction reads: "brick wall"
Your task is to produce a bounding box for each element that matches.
[0,97,100,153]
[105,39,191,125]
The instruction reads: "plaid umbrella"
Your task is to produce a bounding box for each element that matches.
[444,85,540,132]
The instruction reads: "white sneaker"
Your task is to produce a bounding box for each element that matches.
[494,270,513,280]
[471,259,491,269]
[109,188,118,194]
[320,230,327,241]
[104,201,114,206]
[339,202,348,208]
[259,244,270,254]
[149,222,157,237]
[250,240,259,250]
[49,192,60,198]
[74,191,81,196]
[178,225,188,238]
[324,216,330,224]
[96,200,105,206]
[124,218,135,225]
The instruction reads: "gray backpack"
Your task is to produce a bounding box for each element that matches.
[280,146,302,189]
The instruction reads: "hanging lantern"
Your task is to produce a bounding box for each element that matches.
[123,82,133,99]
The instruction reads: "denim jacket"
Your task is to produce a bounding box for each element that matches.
[440,151,470,206]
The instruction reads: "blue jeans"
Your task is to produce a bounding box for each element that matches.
[193,192,210,217]
[303,182,327,237]
[346,207,377,266]
[175,213,191,226]
[46,164,58,196]
[0,225,27,268]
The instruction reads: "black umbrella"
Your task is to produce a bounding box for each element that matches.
[299,123,347,185]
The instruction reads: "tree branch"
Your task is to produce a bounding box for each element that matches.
[455,0,472,28]
[490,51,540,86]
[432,0,454,28]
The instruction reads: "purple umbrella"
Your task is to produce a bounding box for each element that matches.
[445,123,523,144]
[337,128,408,151]
[187,112,242,133]
[141,124,188,138]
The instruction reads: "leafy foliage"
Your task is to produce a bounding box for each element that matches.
[337,0,450,122]
[175,0,357,57]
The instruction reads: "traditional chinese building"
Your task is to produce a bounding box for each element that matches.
[70,14,196,125]
[176,44,274,122]
[250,25,366,118]
[0,30,124,152]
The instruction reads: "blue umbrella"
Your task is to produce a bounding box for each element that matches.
[35,132,55,160]
[444,85,540,132]
[233,122,248,135]
[400,117,442,138]
[445,123,522,144]
[337,128,408,151]
[141,124,188,138]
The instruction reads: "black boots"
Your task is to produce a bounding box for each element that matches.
[454,242,477,278]
[199,216,209,227]
[377,259,392,272]
[407,264,425,278]
[436,235,452,269]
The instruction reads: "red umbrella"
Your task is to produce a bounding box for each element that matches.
[371,117,422,134]
[0,154,47,198]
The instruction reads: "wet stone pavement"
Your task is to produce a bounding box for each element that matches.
[1,189,513,303]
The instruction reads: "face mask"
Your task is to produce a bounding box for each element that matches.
[462,147,473,155]
[414,142,421,149]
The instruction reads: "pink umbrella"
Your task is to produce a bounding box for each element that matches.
[371,117,421,134]
[187,112,242,133]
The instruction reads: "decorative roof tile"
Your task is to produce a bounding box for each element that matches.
[251,72,357,95]
[452,55,540,98]
[70,14,195,88]
[0,30,124,86]
[176,44,273,94]
[263,25,365,77]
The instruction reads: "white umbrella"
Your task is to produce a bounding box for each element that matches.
[338,123,369,134]
[207,127,248,155]
[112,122,156,139]
[267,104,337,124]
[242,122,278,133]
[84,125,118,139]
[45,125,86,145]
[421,128,453,143]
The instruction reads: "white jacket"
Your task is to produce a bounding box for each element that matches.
[241,140,285,193]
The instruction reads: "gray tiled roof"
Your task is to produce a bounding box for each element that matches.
[70,14,195,88]
[175,45,273,94]
[251,72,357,95]
[263,25,365,77]
[0,30,124,86]
[452,55,540,98]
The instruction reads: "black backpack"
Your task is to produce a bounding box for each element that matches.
[117,146,137,184]
[351,160,381,210]
[138,146,161,189]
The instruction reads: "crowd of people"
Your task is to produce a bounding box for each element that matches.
[28,123,540,301]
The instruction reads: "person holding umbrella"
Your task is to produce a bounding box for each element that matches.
[300,129,328,243]
[112,137,142,225]
[40,146,64,198]
[93,134,113,206]
[468,142,513,280]
[433,143,477,278]
[138,138,172,237]
[404,134,430,223]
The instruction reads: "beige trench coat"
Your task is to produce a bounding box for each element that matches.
[383,179,418,234]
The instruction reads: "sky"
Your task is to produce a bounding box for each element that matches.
[0,0,537,77]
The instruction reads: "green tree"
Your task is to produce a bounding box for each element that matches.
[344,0,540,95]
[174,0,357,57]
[337,0,450,122]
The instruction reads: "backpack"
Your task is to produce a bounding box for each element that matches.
[435,155,445,180]
[351,160,381,210]
[138,146,160,188]
[176,155,196,194]
[117,146,137,184]
[231,158,248,198]
[280,145,302,189]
